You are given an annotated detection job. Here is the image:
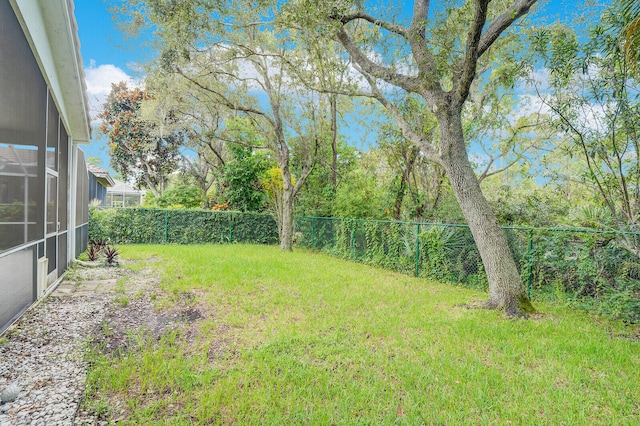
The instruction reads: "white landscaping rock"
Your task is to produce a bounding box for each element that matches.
[0,266,126,425]
[0,382,19,403]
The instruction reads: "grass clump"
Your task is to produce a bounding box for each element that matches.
[84,244,640,424]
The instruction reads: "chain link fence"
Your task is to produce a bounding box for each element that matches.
[89,208,640,322]
[295,217,506,288]
[295,216,640,322]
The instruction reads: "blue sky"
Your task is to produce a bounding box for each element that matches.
[75,1,137,169]
[73,0,610,173]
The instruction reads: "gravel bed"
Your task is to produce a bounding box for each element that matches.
[0,266,128,426]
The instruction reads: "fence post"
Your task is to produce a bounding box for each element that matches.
[311,217,316,249]
[229,213,233,243]
[351,221,355,260]
[527,229,533,299]
[415,223,420,277]
[164,210,169,244]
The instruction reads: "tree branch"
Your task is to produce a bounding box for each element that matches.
[335,27,422,93]
[177,67,276,128]
[292,135,318,198]
[338,11,407,37]
[408,0,441,89]
[477,0,538,58]
[457,0,490,103]
[359,70,442,165]
[479,156,521,182]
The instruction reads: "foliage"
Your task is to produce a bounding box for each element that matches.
[89,205,640,322]
[86,240,107,261]
[288,0,543,313]
[222,144,270,212]
[142,70,226,208]
[259,167,297,239]
[531,6,640,256]
[620,0,640,73]
[86,155,104,166]
[99,0,640,317]
[87,245,100,262]
[296,216,640,323]
[293,137,359,218]
[332,167,385,220]
[145,184,204,209]
[529,229,640,323]
[117,0,324,250]
[104,246,120,266]
[484,180,571,227]
[83,244,640,424]
[98,81,183,197]
[0,202,36,222]
[85,238,119,267]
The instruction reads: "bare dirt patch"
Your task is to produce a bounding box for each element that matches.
[87,265,207,356]
[74,261,213,424]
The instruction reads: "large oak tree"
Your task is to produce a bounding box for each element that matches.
[292,0,538,315]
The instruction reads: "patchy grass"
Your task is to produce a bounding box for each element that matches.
[84,244,640,424]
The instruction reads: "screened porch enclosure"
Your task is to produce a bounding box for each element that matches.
[0,0,90,334]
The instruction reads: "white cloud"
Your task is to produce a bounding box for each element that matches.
[515,65,612,133]
[517,93,551,118]
[84,60,138,124]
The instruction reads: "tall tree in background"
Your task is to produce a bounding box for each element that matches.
[221,118,272,212]
[143,70,231,208]
[99,81,182,197]
[533,6,640,256]
[299,39,354,189]
[378,112,430,220]
[293,0,538,315]
[121,0,323,250]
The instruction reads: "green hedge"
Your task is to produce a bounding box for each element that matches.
[89,208,278,245]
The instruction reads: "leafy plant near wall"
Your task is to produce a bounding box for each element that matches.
[85,237,119,267]
[103,246,119,266]
[86,245,100,262]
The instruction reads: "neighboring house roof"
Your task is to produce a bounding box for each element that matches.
[0,145,38,168]
[87,164,115,187]
[108,179,146,195]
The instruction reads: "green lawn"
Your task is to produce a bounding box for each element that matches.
[85,244,640,425]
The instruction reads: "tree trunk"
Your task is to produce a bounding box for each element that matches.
[143,175,160,198]
[280,186,294,251]
[439,109,534,316]
[392,146,418,220]
[330,95,338,188]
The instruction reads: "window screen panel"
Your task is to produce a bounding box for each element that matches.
[46,92,58,171]
[0,1,47,252]
[0,247,34,334]
[75,150,88,226]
